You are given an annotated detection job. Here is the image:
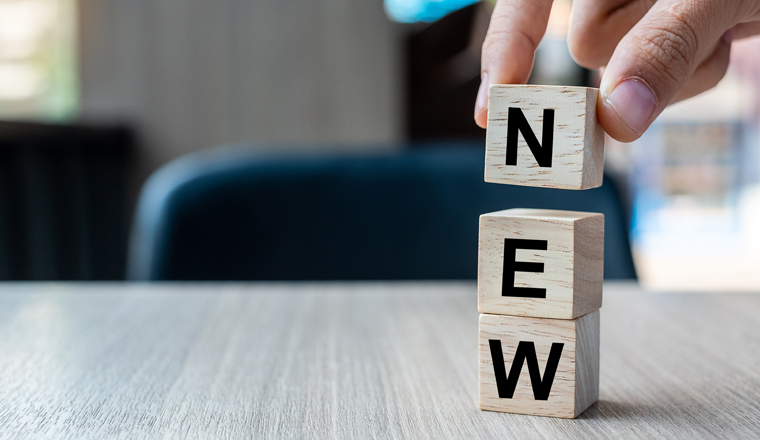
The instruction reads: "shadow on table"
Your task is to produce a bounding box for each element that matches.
[579,398,746,434]
[578,400,650,420]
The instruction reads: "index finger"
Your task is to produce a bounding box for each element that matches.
[476,0,554,128]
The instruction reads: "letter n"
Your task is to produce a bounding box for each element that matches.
[506,107,554,167]
[488,340,564,400]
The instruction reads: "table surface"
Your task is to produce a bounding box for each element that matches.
[1,282,758,439]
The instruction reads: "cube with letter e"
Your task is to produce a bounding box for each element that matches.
[478,208,603,320]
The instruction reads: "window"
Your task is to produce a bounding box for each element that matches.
[0,0,77,121]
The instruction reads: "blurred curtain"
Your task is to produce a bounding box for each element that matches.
[0,122,133,280]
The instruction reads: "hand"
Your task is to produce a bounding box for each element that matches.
[474,0,760,142]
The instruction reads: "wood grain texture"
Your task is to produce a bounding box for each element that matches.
[1,282,759,439]
[582,91,606,189]
[485,85,605,190]
[478,208,604,319]
[479,311,600,418]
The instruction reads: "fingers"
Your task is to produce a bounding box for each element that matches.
[734,21,760,39]
[671,35,732,103]
[598,0,742,142]
[474,0,553,128]
[568,0,654,68]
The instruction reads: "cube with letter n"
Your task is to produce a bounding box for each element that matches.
[485,85,605,190]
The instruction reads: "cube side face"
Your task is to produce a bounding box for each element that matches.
[572,214,604,317]
[574,310,601,417]
[485,85,604,190]
[478,313,578,418]
[582,88,605,189]
[478,209,600,319]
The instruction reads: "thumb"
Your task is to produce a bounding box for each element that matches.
[598,0,740,142]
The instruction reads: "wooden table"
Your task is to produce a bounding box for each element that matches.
[1,282,758,438]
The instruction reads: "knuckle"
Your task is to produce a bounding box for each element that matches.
[702,68,725,90]
[567,30,610,69]
[679,62,727,102]
[567,13,610,68]
[698,48,731,88]
[634,19,699,86]
[703,58,729,86]
[480,34,501,61]
[482,27,539,57]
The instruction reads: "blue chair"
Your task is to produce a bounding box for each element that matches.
[128,146,636,280]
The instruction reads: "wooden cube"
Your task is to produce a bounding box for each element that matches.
[478,208,603,319]
[479,311,600,418]
[485,85,605,190]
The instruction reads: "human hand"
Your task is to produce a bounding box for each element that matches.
[474,0,760,142]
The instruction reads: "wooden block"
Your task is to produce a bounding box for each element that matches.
[479,311,600,418]
[485,85,605,190]
[478,208,603,319]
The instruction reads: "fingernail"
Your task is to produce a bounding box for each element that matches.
[723,28,734,44]
[603,78,657,135]
[474,72,489,119]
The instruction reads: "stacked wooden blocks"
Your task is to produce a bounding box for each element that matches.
[478,85,605,418]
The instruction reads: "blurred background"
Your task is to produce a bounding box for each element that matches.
[1,0,759,290]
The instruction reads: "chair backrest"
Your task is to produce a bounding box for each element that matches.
[128,146,636,280]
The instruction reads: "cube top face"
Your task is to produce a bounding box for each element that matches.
[486,208,594,222]
[478,311,600,418]
[485,85,605,190]
[478,208,603,319]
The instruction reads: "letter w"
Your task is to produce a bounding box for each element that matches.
[506,107,554,167]
[488,340,564,400]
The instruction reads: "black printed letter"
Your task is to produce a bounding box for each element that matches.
[506,107,554,167]
[502,238,547,298]
[489,340,564,400]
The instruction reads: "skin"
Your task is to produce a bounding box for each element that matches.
[474,0,760,142]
